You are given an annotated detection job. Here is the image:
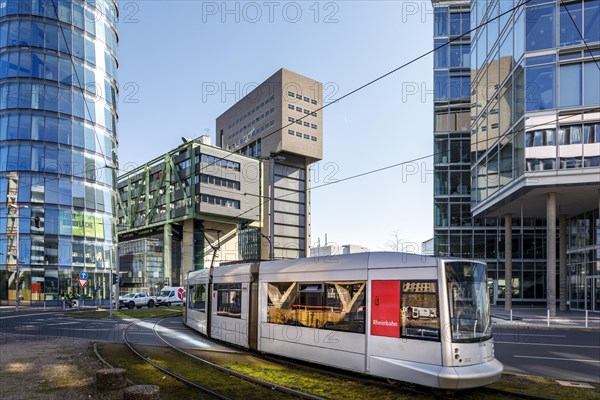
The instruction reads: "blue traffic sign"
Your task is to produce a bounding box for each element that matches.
[79,271,88,280]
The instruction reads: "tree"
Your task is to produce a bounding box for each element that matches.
[385,230,403,252]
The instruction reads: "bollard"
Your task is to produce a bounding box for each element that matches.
[43,301,46,312]
[96,368,127,390]
[510,309,513,322]
[585,310,588,328]
[547,309,550,327]
[123,385,160,400]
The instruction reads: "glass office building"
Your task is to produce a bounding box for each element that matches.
[469,0,600,313]
[433,0,550,306]
[0,0,119,304]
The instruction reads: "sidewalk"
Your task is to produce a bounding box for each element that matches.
[491,305,600,330]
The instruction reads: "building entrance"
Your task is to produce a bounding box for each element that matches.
[585,276,600,312]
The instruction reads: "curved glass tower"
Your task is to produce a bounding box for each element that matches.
[0,0,119,304]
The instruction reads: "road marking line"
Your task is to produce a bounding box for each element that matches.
[0,312,62,320]
[514,355,600,363]
[494,333,566,338]
[496,341,599,349]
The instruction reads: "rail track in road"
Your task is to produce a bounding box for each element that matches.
[123,318,324,400]
[148,317,560,400]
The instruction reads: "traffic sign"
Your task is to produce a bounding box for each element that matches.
[77,277,89,288]
[79,271,88,280]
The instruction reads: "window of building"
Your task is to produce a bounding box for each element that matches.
[526,63,556,111]
[311,136,317,141]
[303,121,309,127]
[311,99,317,105]
[526,4,556,51]
[303,134,310,139]
[434,6,449,36]
[560,1,583,47]
[288,104,294,110]
[583,62,600,105]
[303,96,310,102]
[584,0,600,43]
[288,129,295,135]
[311,124,317,129]
[525,129,555,147]
[560,63,582,107]
[296,106,302,112]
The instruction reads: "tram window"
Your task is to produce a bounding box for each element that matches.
[267,282,299,326]
[401,281,440,341]
[190,284,206,311]
[215,283,242,318]
[266,281,366,333]
[324,282,366,333]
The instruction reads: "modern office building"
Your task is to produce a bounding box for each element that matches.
[469,0,599,314]
[116,136,260,293]
[432,0,565,308]
[431,0,600,313]
[0,0,119,304]
[217,68,323,259]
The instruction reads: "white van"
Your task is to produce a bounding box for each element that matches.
[156,286,185,307]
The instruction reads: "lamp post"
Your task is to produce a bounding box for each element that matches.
[260,154,285,261]
[7,204,28,312]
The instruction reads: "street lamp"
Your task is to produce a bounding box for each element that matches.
[260,154,286,261]
[8,203,28,312]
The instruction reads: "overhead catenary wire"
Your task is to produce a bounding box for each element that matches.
[158,109,600,260]
[136,0,537,223]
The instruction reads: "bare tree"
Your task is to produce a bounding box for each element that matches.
[385,230,403,252]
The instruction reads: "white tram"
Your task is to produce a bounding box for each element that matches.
[184,252,502,389]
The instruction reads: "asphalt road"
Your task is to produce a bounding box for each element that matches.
[2,311,599,383]
[492,325,600,383]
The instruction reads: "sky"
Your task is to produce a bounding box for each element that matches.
[116,0,436,252]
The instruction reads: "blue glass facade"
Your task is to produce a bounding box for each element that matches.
[468,0,600,310]
[433,0,559,303]
[0,0,119,303]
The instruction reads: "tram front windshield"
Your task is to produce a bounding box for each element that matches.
[446,261,492,342]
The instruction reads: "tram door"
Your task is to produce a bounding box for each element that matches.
[585,276,600,312]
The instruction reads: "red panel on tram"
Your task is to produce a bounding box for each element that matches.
[370,280,400,337]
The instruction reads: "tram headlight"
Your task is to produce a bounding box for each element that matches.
[454,347,461,362]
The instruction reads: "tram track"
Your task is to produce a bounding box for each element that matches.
[150,317,325,400]
[123,317,324,400]
[152,317,559,400]
[123,318,233,400]
[120,316,561,400]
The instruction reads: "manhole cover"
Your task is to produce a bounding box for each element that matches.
[556,380,594,388]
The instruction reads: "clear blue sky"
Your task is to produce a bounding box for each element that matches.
[116,1,436,251]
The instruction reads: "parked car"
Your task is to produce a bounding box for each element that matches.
[156,286,185,307]
[118,292,156,309]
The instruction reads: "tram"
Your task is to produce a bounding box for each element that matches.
[184,252,502,389]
